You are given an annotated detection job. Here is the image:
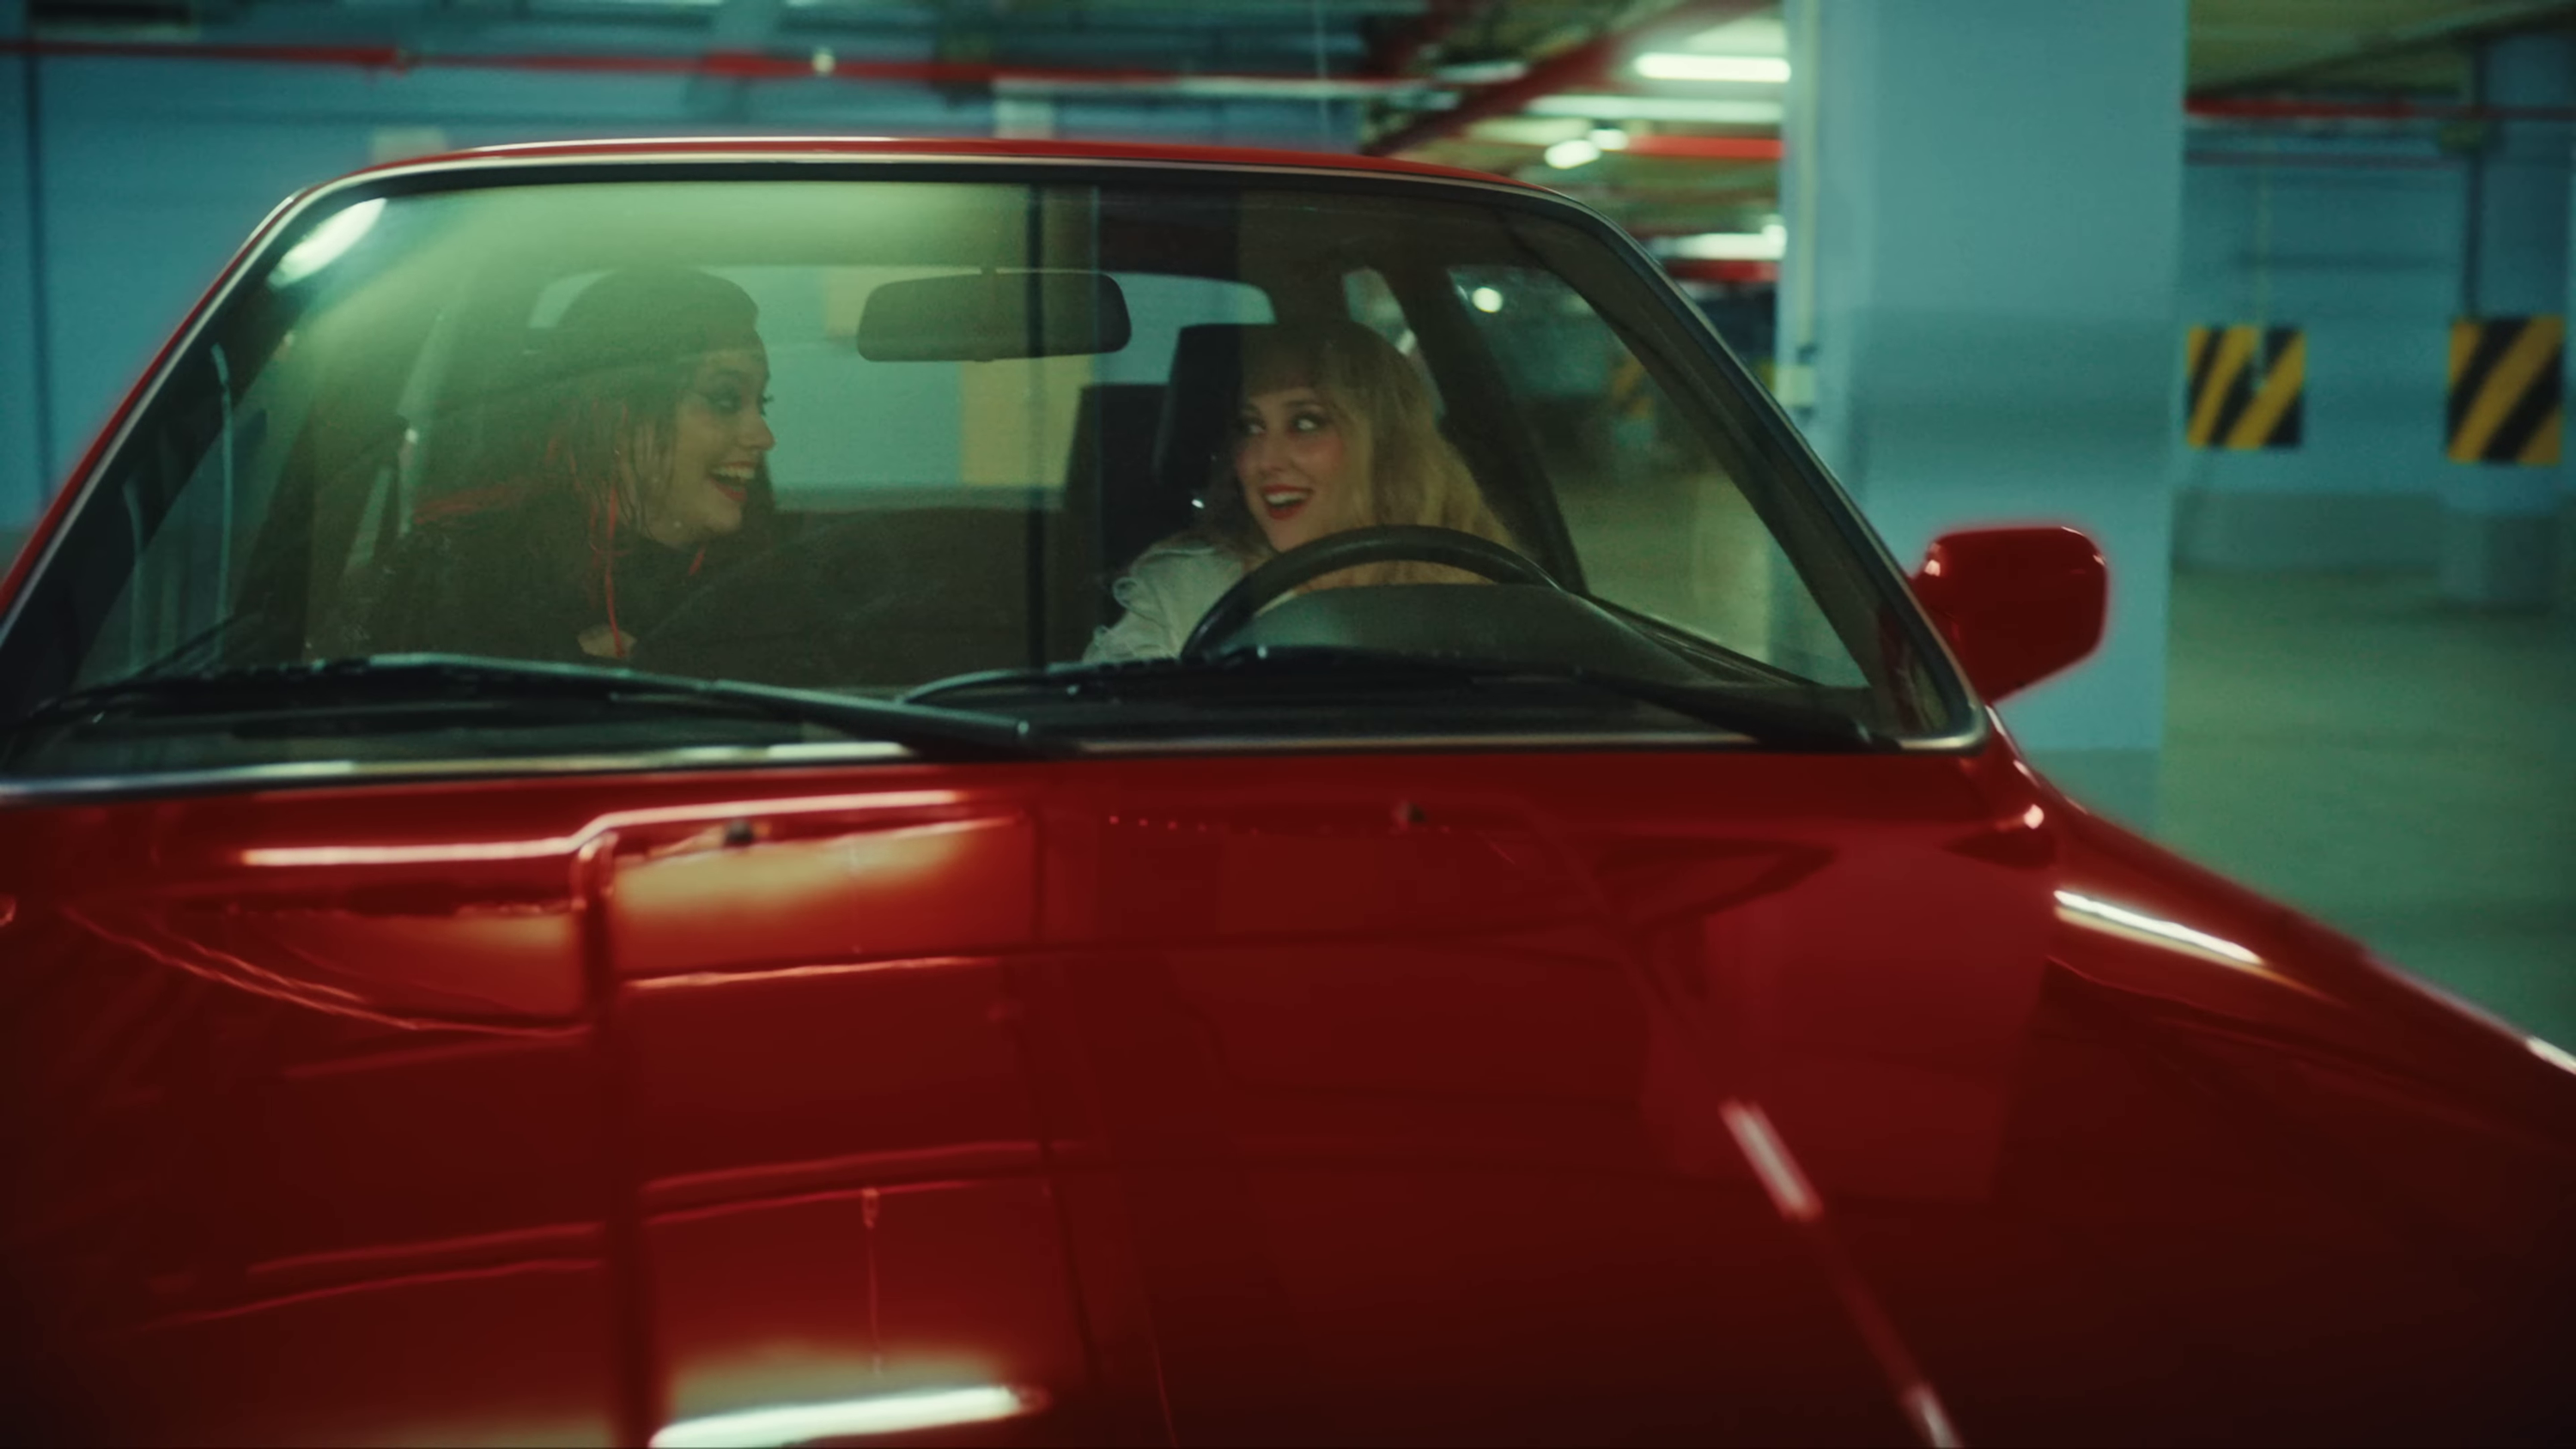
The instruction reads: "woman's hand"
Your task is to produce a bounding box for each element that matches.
[579,623,638,659]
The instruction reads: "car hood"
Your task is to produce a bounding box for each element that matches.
[4,744,2573,1445]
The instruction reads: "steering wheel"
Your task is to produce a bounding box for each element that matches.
[1181,524,1561,660]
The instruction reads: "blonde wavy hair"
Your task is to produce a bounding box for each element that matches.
[1198,321,1518,586]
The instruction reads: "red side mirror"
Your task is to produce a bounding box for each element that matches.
[1909,526,2107,704]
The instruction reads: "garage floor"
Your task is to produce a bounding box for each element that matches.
[2159,570,2576,1046]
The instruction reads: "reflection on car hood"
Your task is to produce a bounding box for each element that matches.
[2,747,2571,1445]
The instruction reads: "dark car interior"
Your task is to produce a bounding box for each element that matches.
[300,197,1608,689]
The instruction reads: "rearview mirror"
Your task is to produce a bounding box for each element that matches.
[857,270,1132,361]
[1908,526,2106,704]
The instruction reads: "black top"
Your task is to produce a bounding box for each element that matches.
[367,495,711,665]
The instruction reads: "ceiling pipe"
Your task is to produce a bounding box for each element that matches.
[2184,150,2462,169]
[1662,258,1775,283]
[1363,32,1618,155]
[1363,0,1763,155]
[0,36,1446,99]
[1620,134,1781,161]
[2187,94,2576,123]
[28,35,2561,145]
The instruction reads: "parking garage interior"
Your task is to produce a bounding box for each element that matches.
[2,0,2570,1043]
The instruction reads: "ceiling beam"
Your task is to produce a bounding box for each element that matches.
[2191,0,2576,94]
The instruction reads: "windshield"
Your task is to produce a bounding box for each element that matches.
[0,164,1965,783]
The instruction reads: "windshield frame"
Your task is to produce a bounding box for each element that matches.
[0,147,1986,795]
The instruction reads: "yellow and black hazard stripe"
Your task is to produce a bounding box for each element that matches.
[2448,316,2562,465]
[2184,324,2304,449]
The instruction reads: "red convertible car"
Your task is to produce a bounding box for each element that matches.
[0,138,2569,1447]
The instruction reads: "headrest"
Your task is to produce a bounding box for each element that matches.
[1151,323,1268,504]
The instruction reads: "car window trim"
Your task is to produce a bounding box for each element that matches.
[0,739,917,806]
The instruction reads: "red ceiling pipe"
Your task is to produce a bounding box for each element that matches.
[1364,0,1765,155]
[24,38,2576,130]
[0,37,1436,95]
[2188,94,2576,122]
[1364,32,1616,155]
[1622,134,1782,161]
[2185,149,2460,168]
[1663,258,1777,282]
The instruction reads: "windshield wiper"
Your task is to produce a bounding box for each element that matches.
[113,608,302,684]
[10,653,1056,761]
[905,647,1893,753]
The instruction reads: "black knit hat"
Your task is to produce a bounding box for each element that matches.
[549,266,762,379]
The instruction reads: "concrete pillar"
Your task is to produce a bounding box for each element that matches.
[2445,30,2572,610]
[1777,0,2185,828]
[0,0,50,560]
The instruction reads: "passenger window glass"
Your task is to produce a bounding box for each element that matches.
[1451,264,1861,686]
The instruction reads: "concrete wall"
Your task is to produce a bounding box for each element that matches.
[2174,137,2464,570]
[2178,33,2576,582]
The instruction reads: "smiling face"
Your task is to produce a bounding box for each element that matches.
[1235,385,1366,554]
[636,347,775,548]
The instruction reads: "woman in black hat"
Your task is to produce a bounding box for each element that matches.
[370,267,781,664]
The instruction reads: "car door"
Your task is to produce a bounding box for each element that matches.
[596,779,1101,1445]
[0,781,625,1446]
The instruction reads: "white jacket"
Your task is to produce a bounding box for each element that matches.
[1084,539,1249,663]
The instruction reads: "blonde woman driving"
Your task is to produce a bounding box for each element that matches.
[1088,320,1518,663]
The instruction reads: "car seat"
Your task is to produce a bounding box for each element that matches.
[1060,381,1166,652]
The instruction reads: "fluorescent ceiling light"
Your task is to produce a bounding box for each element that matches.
[1525,94,1784,124]
[1543,137,1602,169]
[1660,223,1788,261]
[270,198,385,288]
[1634,53,1789,83]
[652,1388,1035,1448]
[1432,59,1529,84]
[1466,115,1592,146]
